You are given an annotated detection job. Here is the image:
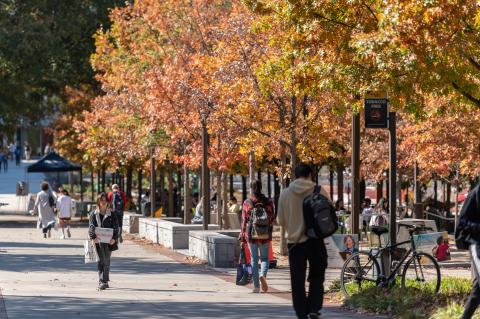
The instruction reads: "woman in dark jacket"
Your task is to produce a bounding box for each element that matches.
[89,193,119,290]
[239,180,275,293]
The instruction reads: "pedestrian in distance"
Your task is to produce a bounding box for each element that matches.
[30,182,57,239]
[277,163,330,319]
[107,184,126,243]
[89,193,119,290]
[456,185,480,319]
[228,196,242,224]
[1,148,8,172]
[57,189,73,239]
[8,142,15,161]
[24,142,31,160]
[239,180,275,293]
[14,145,21,166]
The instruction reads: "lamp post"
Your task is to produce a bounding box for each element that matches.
[200,106,211,230]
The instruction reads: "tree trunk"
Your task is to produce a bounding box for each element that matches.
[249,151,255,194]
[101,165,106,193]
[329,169,334,200]
[274,171,280,214]
[168,164,174,217]
[176,170,182,218]
[159,168,165,205]
[280,142,288,256]
[216,170,222,227]
[241,175,247,203]
[376,181,383,203]
[184,164,191,224]
[126,166,133,199]
[267,171,272,198]
[446,181,452,214]
[289,95,298,179]
[222,171,230,229]
[337,164,344,205]
[137,169,142,214]
[434,177,438,203]
[229,174,234,198]
[91,170,95,201]
[359,178,366,204]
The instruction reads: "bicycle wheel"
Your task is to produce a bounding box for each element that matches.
[340,251,380,298]
[401,252,441,294]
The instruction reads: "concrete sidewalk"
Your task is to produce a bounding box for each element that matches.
[0,216,367,319]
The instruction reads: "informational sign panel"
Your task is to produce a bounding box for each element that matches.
[365,98,388,128]
[325,234,360,268]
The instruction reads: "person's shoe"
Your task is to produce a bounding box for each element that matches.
[119,235,123,243]
[308,312,321,319]
[260,276,268,292]
[105,282,109,288]
[60,235,65,240]
[67,228,71,238]
[98,282,108,290]
[252,287,260,293]
[48,229,51,238]
[43,233,47,239]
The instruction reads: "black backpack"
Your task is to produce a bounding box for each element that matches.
[303,186,338,239]
[248,199,271,240]
[112,192,124,212]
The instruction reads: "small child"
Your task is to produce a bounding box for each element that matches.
[433,236,450,262]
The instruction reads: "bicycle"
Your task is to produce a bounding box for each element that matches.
[340,223,441,298]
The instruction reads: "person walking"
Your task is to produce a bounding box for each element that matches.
[31,182,57,239]
[239,180,275,293]
[277,163,330,319]
[456,185,480,319]
[24,142,31,160]
[1,148,8,172]
[107,184,126,243]
[8,142,15,161]
[14,145,21,166]
[57,189,73,239]
[228,196,242,224]
[88,193,119,290]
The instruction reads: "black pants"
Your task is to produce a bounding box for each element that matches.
[288,238,328,319]
[462,244,480,319]
[116,211,124,236]
[42,223,53,234]
[95,243,112,283]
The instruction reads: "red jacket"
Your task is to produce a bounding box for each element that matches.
[107,191,127,210]
[239,194,275,244]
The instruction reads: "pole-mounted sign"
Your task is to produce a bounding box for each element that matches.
[365,98,388,128]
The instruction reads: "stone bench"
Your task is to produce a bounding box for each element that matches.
[138,217,183,241]
[122,212,143,234]
[189,230,241,268]
[138,217,218,249]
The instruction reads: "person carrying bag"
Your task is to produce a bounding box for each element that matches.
[88,193,119,290]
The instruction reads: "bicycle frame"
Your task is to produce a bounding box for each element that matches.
[369,233,420,283]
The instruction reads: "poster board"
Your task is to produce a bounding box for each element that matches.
[95,227,113,243]
[325,234,360,268]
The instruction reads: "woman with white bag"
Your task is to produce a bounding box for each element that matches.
[31,182,57,239]
[88,193,119,290]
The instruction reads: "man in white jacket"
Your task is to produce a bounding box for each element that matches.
[277,163,329,319]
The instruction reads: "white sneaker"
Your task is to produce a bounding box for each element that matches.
[60,235,65,239]
[252,287,260,293]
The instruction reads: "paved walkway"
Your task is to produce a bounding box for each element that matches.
[0,216,368,319]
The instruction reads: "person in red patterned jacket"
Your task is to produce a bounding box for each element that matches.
[239,180,275,293]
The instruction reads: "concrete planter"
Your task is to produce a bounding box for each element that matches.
[189,230,241,268]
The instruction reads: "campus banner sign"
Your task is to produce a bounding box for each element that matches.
[325,234,360,268]
[413,231,447,257]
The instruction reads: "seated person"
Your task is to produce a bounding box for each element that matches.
[432,236,450,262]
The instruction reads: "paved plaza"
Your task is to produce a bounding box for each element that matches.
[0,217,371,319]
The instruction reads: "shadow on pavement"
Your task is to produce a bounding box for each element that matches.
[0,251,211,275]
[3,296,296,319]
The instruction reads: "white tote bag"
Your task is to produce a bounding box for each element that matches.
[84,239,98,264]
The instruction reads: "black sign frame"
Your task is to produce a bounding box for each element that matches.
[365,98,388,129]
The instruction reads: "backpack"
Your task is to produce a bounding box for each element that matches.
[303,186,338,239]
[48,194,56,208]
[112,192,124,213]
[248,199,271,240]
